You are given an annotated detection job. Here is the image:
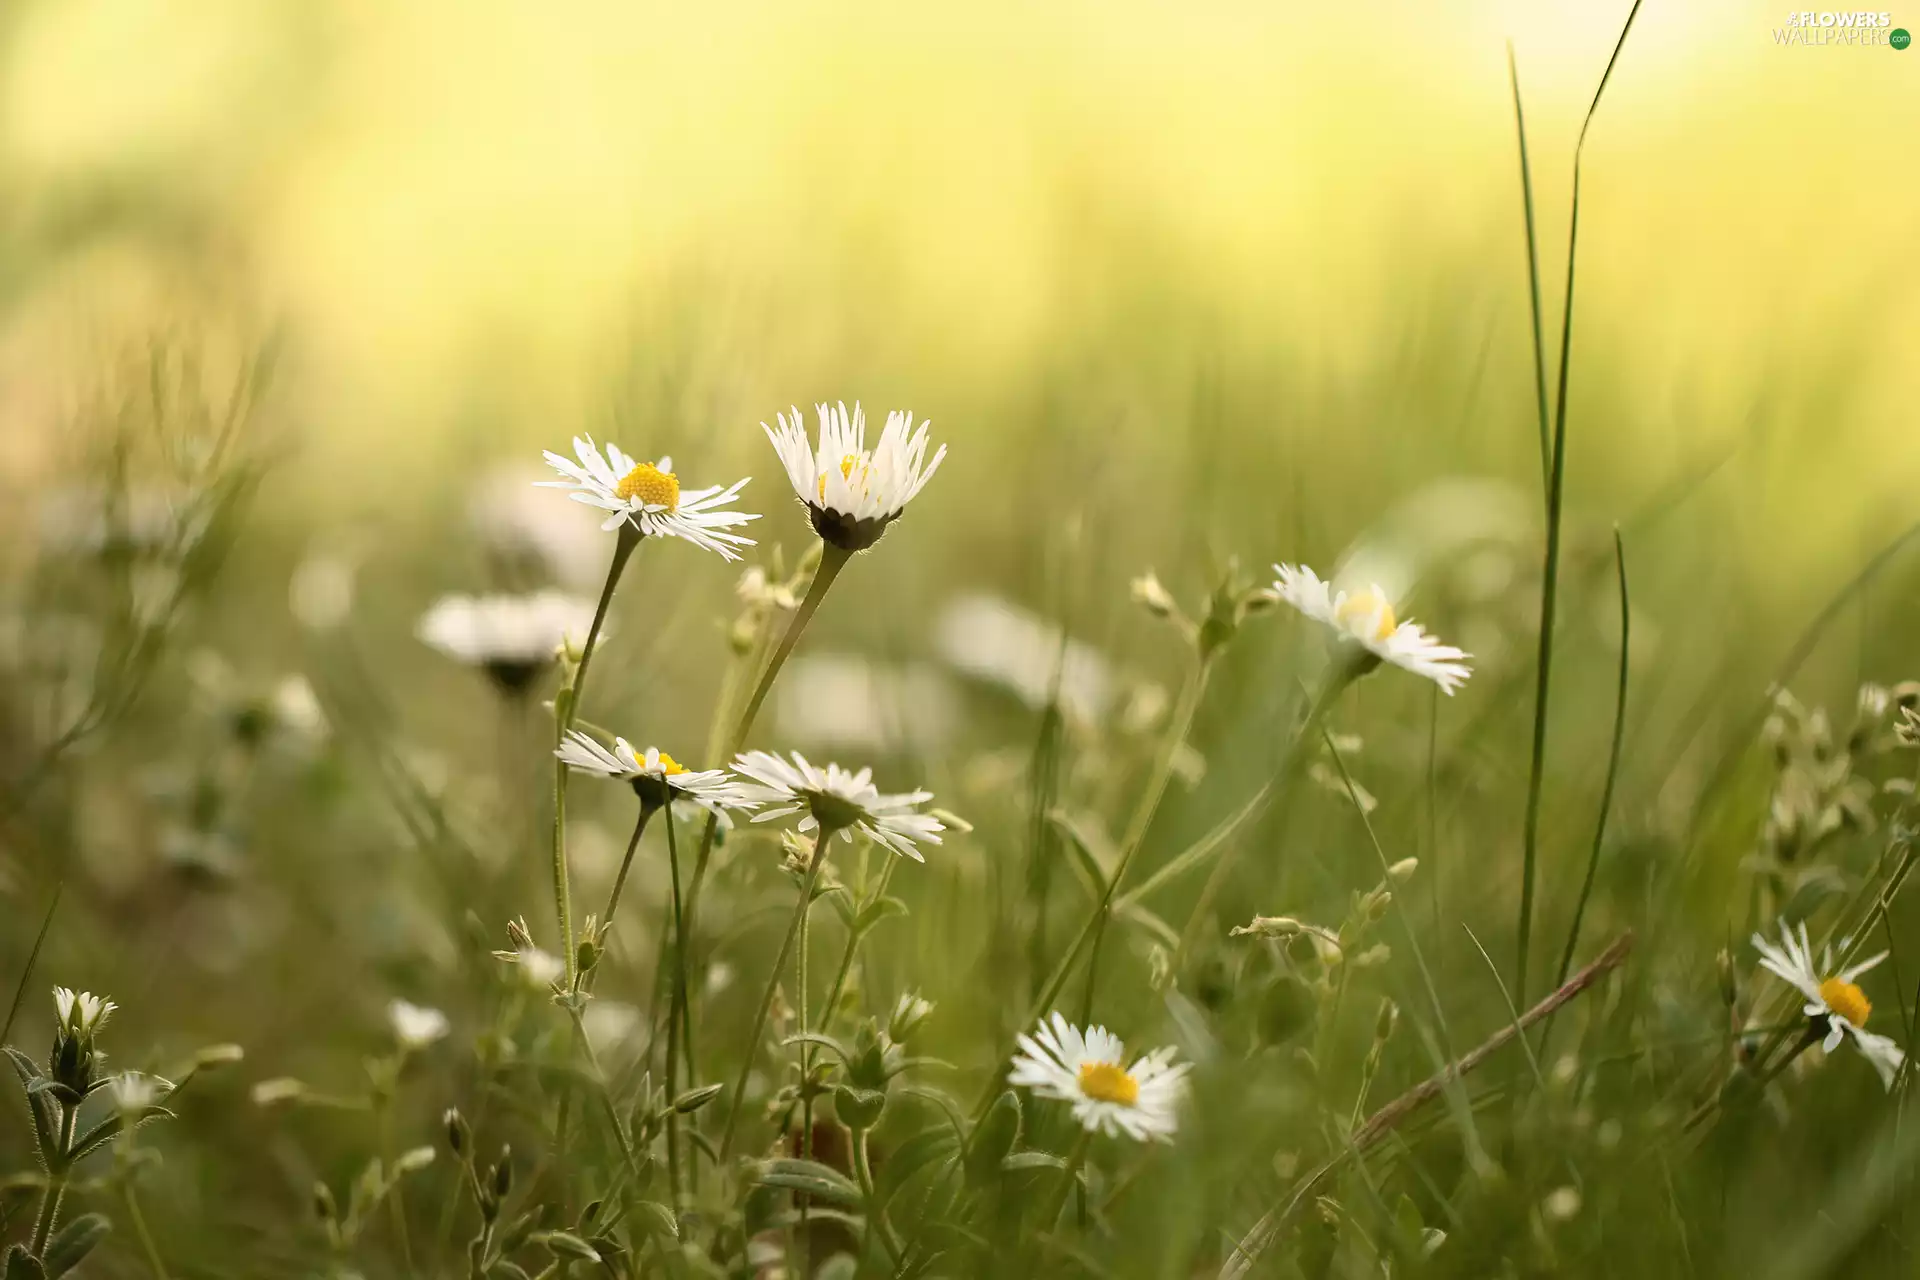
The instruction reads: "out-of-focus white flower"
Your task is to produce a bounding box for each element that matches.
[582,1001,642,1054]
[1273,564,1471,694]
[732,751,945,861]
[1009,1012,1188,1143]
[388,1000,450,1050]
[762,402,945,551]
[417,591,597,690]
[468,464,607,588]
[538,438,758,560]
[289,551,357,631]
[934,593,1115,726]
[775,654,959,750]
[1753,920,1905,1088]
[108,1071,173,1111]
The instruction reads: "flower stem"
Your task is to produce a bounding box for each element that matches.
[717,823,844,1161]
[662,804,693,1205]
[31,1102,77,1252]
[734,543,852,753]
[1078,655,1213,1023]
[679,541,853,1086]
[552,524,641,989]
[853,1126,904,1265]
[1175,668,1349,961]
[125,1183,170,1280]
[592,803,658,983]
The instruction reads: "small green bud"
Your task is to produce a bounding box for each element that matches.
[834,1083,888,1132]
[1374,998,1399,1044]
[312,1181,338,1224]
[492,1148,514,1200]
[444,1108,471,1156]
[1716,948,1737,1009]
[671,1083,724,1114]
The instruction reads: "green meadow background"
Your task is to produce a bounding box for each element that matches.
[2,0,1919,1274]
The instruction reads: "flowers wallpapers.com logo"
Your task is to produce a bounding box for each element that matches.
[1773,10,1910,44]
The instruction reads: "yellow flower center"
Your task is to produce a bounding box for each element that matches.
[615,463,679,510]
[1820,976,1872,1026]
[1077,1061,1139,1107]
[655,752,687,777]
[1334,589,1397,642]
[818,452,871,502]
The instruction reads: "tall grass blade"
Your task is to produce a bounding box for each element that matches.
[1514,0,1643,1007]
[1,884,61,1047]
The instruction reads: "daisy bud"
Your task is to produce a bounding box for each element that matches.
[252,1077,307,1107]
[1373,998,1400,1045]
[1387,857,1419,884]
[888,991,935,1043]
[445,1107,471,1156]
[492,1147,514,1200]
[1541,1186,1582,1222]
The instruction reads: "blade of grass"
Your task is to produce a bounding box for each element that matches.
[1508,41,1551,492]
[1,884,61,1046]
[1515,0,1644,1008]
[1550,528,1631,1004]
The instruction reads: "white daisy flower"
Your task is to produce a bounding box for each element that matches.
[388,999,450,1050]
[418,591,598,692]
[762,402,947,551]
[1009,1012,1189,1143]
[556,730,764,818]
[1272,564,1471,694]
[730,750,945,861]
[537,437,758,560]
[1752,920,1905,1088]
[52,987,116,1037]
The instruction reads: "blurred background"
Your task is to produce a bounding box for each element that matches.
[2,0,1919,1273]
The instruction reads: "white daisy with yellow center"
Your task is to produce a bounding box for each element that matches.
[537,436,759,560]
[1009,1012,1188,1142]
[1272,563,1471,694]
[730,749,945,861]
[418,591,598,690]
[556,729,765,817]
[762,402,946,551]
[1753,920,1905,1088]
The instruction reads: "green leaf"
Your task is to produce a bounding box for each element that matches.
[3,1246,45,1280]
[2,1048,58,1165]
[879,1126,959,1200]
[1000,1150,1068,1173]
[488,1263,533,1280]
[1115,900,1180,951]
[779,1032,852,1065]
[42,1212,112,1278]
[1048,809,1116,899]
[631,1200,679,1239]
[754,1158,863,1208]
[854,896,909,932]
[964,1091,1021,1187]
[67,1105,174,1166]
[537,1229,602,1262]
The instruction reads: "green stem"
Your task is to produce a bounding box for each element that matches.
[552,524,642,989]
[852,1126,904,1265]
[822,856,899,1024]
[581,803,657,997]
[1032,1130,1093,1258]
[1175,667,1350,963]
[733,544,852,753]
[125,1184,170,1280]
[1078,656,1212,1023]
[663,805,692,1206]
[680,542,853,1085]
[31,1103,77,1252]
[718,823,845,1161]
